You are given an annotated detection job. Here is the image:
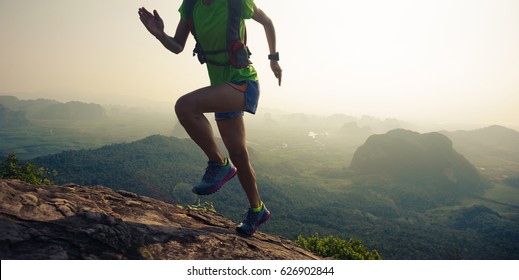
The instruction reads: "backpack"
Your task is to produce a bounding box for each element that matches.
[184,0,251,68]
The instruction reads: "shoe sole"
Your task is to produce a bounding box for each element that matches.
[236,210,271,236]
[192,167,237,195]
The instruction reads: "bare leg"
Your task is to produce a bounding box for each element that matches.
[217,116,261,209]
[174,83,248,164]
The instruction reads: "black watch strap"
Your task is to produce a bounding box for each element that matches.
[268,52,279,61]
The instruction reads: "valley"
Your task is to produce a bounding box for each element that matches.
[2,96,519,259]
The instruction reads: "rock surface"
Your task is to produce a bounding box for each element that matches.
[0,179,319,260]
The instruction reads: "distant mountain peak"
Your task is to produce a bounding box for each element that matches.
[350,129,486,194]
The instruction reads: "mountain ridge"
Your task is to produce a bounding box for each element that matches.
[0,95,106,120]
[440,125,519,180]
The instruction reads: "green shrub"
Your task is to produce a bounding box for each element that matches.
[1,152,56,185]
[296,233,382,260]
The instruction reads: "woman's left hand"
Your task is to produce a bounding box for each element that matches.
[270,61,282,86]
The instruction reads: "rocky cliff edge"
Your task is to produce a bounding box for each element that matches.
[0,179,319,260]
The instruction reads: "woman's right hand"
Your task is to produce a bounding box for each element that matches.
[138,7,165,38]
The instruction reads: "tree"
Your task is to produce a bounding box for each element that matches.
[296,233,382,260]
[0,153,56,185]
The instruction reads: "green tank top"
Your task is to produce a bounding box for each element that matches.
[179,0,258,85]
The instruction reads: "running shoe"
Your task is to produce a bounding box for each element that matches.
[192,158,237,195]
[236,203,271,235]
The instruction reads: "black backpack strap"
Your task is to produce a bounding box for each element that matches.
[184,0,205,64]
[227,0,251,68]
[227,0,242,44]
[184,0,196,33]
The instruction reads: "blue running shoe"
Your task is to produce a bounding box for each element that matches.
[236,203,271,235]
[192,158,237,195]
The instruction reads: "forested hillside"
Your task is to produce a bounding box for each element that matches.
[0,96,174,159]
[31,132,519,259]
[4,97,518,259]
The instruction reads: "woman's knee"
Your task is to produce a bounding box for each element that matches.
[175,95,197,122]
[174,95,188,115]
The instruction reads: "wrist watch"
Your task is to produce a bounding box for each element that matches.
[268,52,279,61]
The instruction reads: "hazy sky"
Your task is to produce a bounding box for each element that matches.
[1,0,518,128]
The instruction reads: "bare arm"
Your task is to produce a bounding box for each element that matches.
[252,6,282,86]
[138,7,190,54]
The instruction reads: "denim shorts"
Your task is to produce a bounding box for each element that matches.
[215,80,260,121]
